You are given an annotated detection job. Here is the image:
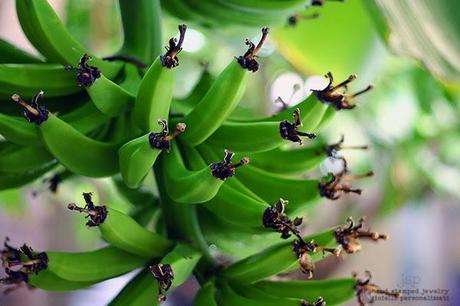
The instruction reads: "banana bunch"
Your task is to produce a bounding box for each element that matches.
[0,1,396,305]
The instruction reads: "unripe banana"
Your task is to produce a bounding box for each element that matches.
[12,92,119,177]
[16,0,121,78]
[28,270,94,292]
[47,246,148,282]
[132,24,187,133]
[0,144,54,173]
[194,282,218,306]
[0,38,42,64]
[0,113,41,146]
[119,120,186,188]
[0,162,57,191]
[180,27,269,145]
[67,192,173,258]
[108,268,159,306]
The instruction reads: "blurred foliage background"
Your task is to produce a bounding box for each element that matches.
[0,0,459,305]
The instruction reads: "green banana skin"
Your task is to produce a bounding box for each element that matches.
[160,243,202,288]
[249,141,327,175]
[97,207,174,258]
[133,57,175,133]
[59,102,109,135]
[172,68,215,115]
[29,269,94,292]
[0,38,42,63]
[118,64,142,96]
[222,229,336,283]
[0,64,81,98]
[119,134,162,189]
[161,143,225,204]
[160,0,222,28]
[112,175,157,206]
[194,282,218,306]
[118,0,162,64]
[86,74,135,117]
[222,0,307,12]
[316,106,336,130]
[108,268,159,306]
[217,282,301,306]
[47,246,148,282]
[0,144,54,173]
[181,61,249,146]
[16,0,121,78]
[0,162,57,191]
[39,113,120,177]
[254,278,356,306]
[236,164,320,215]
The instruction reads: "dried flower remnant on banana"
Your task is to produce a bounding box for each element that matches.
[287,12,319,26]
[160,24,187,68]
[334,217,388,254]
[149,119,186,151]
[67,192,108,227]
[313,72,373,110]
[324,135,368,172]
[280,108,317,145]
[354,271,401,306]
[319,170,374,200]
[262,199,339,278]
[210,150,249,180]
[311,0,345,6]
[301,297,327,306]
[262,198,302,239]
[11,91,48,124]
[236,27,269,72]
[0,238,48,293]
[65,53,101,87]
[150,263,174,302]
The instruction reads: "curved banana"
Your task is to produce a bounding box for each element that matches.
[0,38,42,64]
[12,92,120,177]
[194,282,218,306]
[0,63,80,97]
[132,24,187,133]
[180,27,269,146]
[0,144,54,173]
[160,142,230,204]
[119,120,185,188]
[222,229,335,283]
[0,162,57,191]
[47,246,148,282]
[29,269,94,292]
[0,113,41,146]
[67,192,174,258]
[15,0,121,78]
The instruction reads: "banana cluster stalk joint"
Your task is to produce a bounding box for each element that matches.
[65,54,101,87]
[353,271,401,306]
[149,119,186,151]
[11,91,48,124]
[318,170,374,200]
[160,24,187,68]
[313,72,373,110]
[236,27,269,72]
[67,192,108,227]
[334,217,388,254]
[210,150,249,180]
[280,108,317,145]
[0,238,48,293]
[150,263,174,302]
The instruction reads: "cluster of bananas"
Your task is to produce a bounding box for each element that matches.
[0,1,400,305]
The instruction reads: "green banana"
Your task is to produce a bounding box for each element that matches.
[108,268,159,306]
[47,246,148,282]
[0,113,41,146]
[132,24,187,133]
[0,162,57,191]
[0,63,81,97]
[0,144,54,173]
[194,282,218,306]
[16,0,121,78]
[59,101,108,135]
[118,64,142,95]
[29,269,94,292]
[206,106,322,153]
[119,120,186,188]
[12,92,120,177]
[67,192,174,258]
[0,38,42,64]
[222,229,335,283]
[254,278,356,306]
[180,28,269,146]
[161,142,244,204]
[118,0,162,64]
